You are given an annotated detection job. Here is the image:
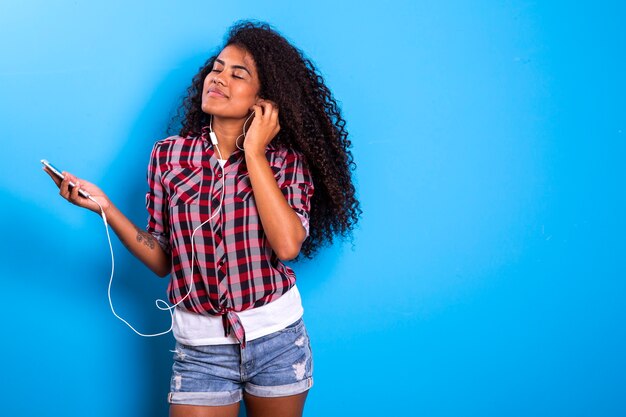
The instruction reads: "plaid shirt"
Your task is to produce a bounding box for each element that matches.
[145,128,314,345]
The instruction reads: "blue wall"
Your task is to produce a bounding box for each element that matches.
[1,1,625,416]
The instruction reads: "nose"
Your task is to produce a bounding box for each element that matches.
[213,76,224,86]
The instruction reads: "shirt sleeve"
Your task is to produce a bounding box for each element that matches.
[145,141,171,253]
[276,148,315,238]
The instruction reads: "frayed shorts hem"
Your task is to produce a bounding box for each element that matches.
[245,377,314,398]
[168,390,242,406]
[168,378,313,406]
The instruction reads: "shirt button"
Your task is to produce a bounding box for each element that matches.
[217,173,222,178]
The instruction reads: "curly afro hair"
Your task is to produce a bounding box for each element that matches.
[174,20,361,259]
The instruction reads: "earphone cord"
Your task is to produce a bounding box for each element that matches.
[90,171,224,337]
[92,114,251,337]
[91,198,172,337]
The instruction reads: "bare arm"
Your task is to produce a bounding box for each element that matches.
[244,100,307,260]
[43,167,171,277]
[245,150,307,260]
[98,203,171,277]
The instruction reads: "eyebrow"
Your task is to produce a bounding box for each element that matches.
[215,59,252,76]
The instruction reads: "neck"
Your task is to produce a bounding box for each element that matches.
[211,116,246,158]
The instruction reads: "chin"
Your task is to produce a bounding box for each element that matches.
[201,104,212,115]
[201,101,218,114]
[204,108,251,120]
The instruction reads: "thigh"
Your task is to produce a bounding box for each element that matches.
[170,403,240,417]
[243,391,308,417]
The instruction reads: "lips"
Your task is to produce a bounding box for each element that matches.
[207,87,227,98]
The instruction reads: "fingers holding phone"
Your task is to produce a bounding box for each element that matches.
[42,161,110,214]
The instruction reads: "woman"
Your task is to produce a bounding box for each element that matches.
[44,20,360,417]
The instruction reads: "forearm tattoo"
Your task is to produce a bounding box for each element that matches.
[135,226,156,250]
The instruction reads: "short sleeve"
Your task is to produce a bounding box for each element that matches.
[145,142,171,253]
[276,149,315,238]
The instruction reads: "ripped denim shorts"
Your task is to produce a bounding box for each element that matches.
[168,318,314,406]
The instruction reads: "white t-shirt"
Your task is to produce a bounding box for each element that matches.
[173,285,304,345]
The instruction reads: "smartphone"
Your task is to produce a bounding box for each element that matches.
[41,159,91,199]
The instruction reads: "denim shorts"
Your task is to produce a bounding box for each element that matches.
[168,318,314,406]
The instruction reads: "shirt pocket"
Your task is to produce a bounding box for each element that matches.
[234,173,254,203]
[163,166,203,205]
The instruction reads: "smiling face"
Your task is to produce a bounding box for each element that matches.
[201,45,261,120]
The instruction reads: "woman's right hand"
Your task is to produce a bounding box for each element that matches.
[43,167,111,215]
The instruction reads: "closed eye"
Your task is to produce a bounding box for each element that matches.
[211,69,244,79]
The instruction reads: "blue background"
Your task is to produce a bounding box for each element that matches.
[1,0,625,416]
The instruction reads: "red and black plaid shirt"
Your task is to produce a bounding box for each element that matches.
[145,128,314,345]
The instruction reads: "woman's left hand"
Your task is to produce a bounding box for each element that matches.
[244,99,280,154]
